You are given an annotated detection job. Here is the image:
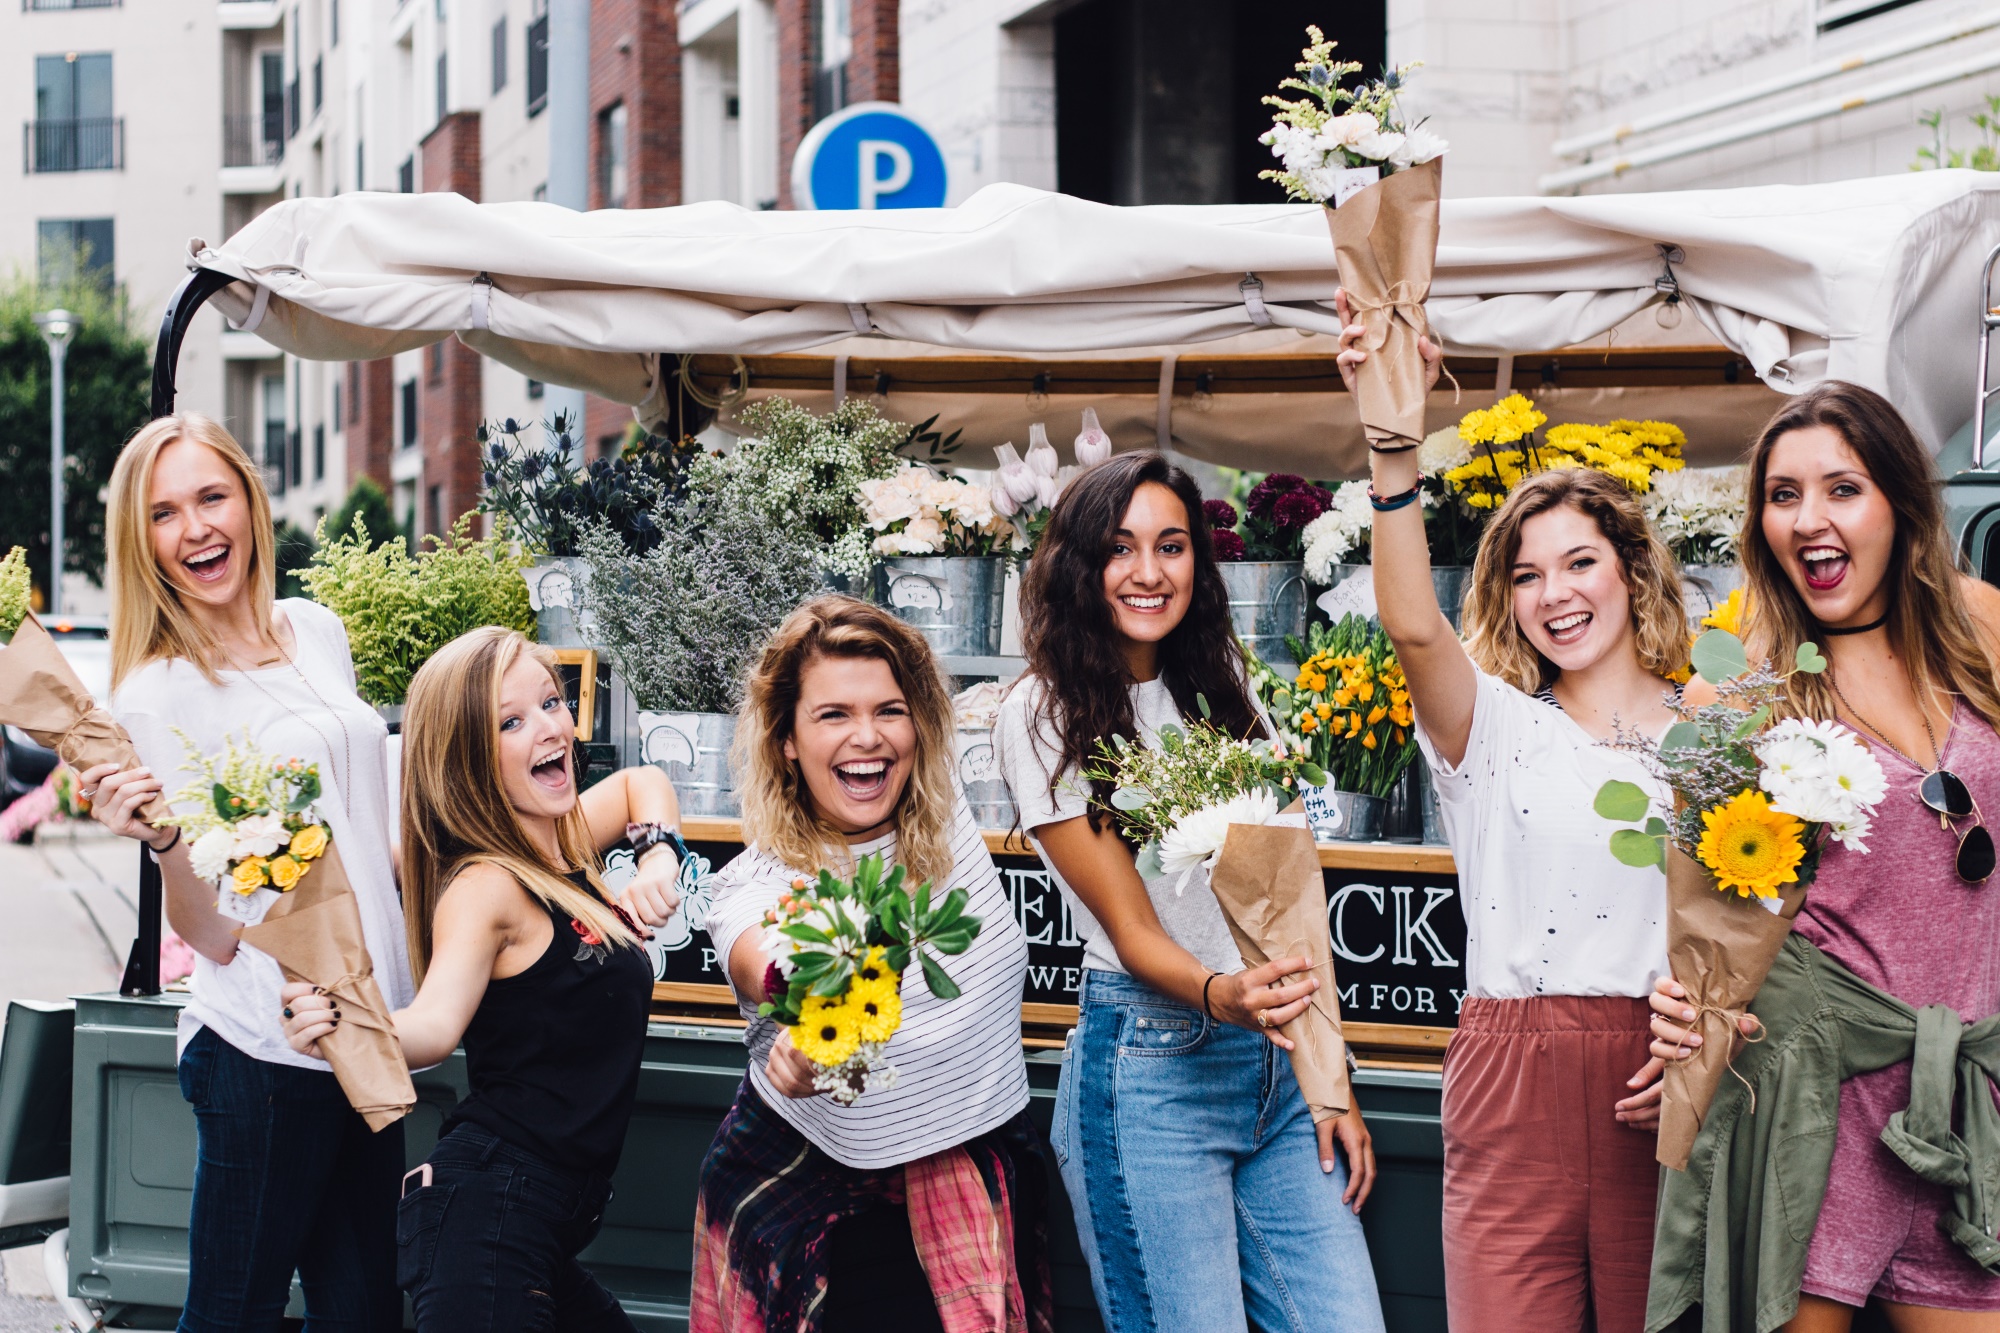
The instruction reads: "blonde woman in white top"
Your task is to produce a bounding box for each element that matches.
[1343,307,1687,1333]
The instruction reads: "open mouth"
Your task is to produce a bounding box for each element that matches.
[1119,594,1168,613]
[183,544,231,585]
[834,758,891,801]
[529,745,570,792]
[1544,610,1592,646]
[1800,545,1849,592]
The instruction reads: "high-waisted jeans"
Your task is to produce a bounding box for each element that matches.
[1053,969,1386,1333]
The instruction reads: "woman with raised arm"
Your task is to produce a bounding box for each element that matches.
[280,626,682,1333]
[1340,299,1688,1333]
[995,452,1383,1333]
[81,413,412,1332]
[691,596,1044,1333]
[1644,382,2000,1333]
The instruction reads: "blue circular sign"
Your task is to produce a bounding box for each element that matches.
[792,102,949,211]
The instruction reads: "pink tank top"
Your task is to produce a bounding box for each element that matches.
[1794,701,2000,1022]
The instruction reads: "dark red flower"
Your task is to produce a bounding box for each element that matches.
[763,962,786,1002]
[1246,472,1306,520]
[1211,529,1247,561]
[1202,499,1240,531]
[1272,490,1326,530]
[1307,484,1335,511]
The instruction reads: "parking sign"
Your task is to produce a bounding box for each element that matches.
[791,101,949,210]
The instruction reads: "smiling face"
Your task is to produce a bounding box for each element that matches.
[1759,424,1896,629]
[148,437,258,609]
[1101,481,1195,675]
[782,653,915,842]
[495,652,578,829]
[1510,502,1638,675]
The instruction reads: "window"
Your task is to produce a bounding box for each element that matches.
[435,53,447,124]
[260,51,285,156]
[525,11,548,116]
[491,18,507,94]
[289,427,303,488]
[399,379,417,447]
[329,0,338,47]
[426,341,443,384]
[426,484,443,539]
[397,154,413,192]
[36,218,112,290]
[263,376,288,497]
[332,379,343,432]
[598,101,627,207]
[31,52,119,172]
[312,55,322,113]
[313,424,325,481]
[814,0,850,122]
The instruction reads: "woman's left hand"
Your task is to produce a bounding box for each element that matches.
[1332,289,1444,397]
[1616,1057,1665,1131]
[618,848,680,931]
[1321,1105,1376,1213]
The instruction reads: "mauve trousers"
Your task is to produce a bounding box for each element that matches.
[1441,995,1660,1333]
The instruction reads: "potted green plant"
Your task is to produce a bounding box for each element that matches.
[721,397,906,591]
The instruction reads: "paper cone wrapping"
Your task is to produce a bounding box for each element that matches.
[1655,847,1804,1171]
[236,843,415,1131]
[0,613,167,823]
[1324,157,1445,453]
[1208,812,1352,1123]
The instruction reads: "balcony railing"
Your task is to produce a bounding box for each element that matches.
[23,117,122,173]
[222,113,285,168]
[24,0,119,9]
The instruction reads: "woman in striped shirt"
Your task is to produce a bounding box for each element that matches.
[692,595,1045,1333]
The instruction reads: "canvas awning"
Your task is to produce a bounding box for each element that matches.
[188,171,2000,472]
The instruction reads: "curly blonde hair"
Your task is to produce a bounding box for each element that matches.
[1462,469,1691,692]
[733,596,958,887]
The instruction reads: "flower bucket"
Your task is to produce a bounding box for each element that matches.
[1381,759,1430,843]
[1218,561,1308,672]
[524,556,594,647]
[1680,563,1743,625]
[875,557,1006,658]
[1319,564,1471,630]
[1299,784,1386,843]
[955,727,1015,829]
[637,711,738,817]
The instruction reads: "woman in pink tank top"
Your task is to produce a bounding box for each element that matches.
[1649,381,2000,1331]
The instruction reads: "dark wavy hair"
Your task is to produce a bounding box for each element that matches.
[1017,452,1265,828]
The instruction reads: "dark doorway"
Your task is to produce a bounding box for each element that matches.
[1055,1,1387,206]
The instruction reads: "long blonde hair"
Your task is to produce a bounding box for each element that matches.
[107,413,278,690]
[400,627,637,984]
[1462,468,1691,692]
[1740,381,2000,726]
[734,596,957,887]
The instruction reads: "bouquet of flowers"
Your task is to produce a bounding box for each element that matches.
[857,461,1015,558]
[1259,30,1444,207]
[1082,699,1352,1123]
[158,732,415,1130]
[1645,466,1748,565]
[1266,617,1419,800]
[757,852,984,1104]
[1592,628,1888,1169]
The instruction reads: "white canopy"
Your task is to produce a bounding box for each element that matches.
[195,170,2000,463]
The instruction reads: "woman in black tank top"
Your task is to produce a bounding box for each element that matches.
[281,628,683,1332]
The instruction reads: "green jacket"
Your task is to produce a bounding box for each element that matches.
[1648,933,2000,1333]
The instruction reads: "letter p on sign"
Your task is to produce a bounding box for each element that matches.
[858,140,913,209]
[791,102,949,210]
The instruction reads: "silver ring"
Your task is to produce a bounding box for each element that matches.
[78,787,97,799]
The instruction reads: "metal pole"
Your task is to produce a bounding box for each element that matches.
[47,335,66,617]
[543,0,589,460]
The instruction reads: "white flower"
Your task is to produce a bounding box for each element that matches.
[1417,425,1472,473]
[1644,466,1747,562]
[991,484,1019,518]
[922,477,965,512]
[954,484,997,527]
[1075,408,1113,467]
[859,477,923,529]
[1391,124,1448,168]
[1320,113,1380,150]
[1826,811,1873,852]
[1157,788,1282,891]
[1034,472,1064,510]
[189,826,236,883]
[1756,719,1887,830]
[1352,128,1405,162]
[903,515,945,551]
[993,444,1042,505]
[1025,424,1060,479]
[231,813,290,859]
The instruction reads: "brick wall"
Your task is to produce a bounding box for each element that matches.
[848,0,898,104]
[775,0,816,207]
[346,358,394,498]
[418,112,485,537]
[590,0,682,208]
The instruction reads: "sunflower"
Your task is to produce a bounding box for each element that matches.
[1695,790,1806,899]
[791,996,861,1066]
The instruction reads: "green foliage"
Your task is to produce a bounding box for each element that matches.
[1913,98,2000,171]
[327,476,404,555]
[1593,779,1650,823]
[272,520,317,601]
[727,397,906,581]
[0,271,151,600]
[1689,629,1749,685]
[0,546,29,642]
[301,513,534,706]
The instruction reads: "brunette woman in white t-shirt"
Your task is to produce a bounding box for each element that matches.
[1340,303,1687,1333]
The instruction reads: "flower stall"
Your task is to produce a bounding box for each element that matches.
[32,168,2000,1332]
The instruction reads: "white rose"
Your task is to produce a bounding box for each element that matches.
[1320,113,1379,150]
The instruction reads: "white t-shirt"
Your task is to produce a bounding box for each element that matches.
[111,599,413,1069]
[703,796,1030,1170]
[995,673,1246,978]
[1415,669,1669,1000]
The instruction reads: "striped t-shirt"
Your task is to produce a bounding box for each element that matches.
[703,795,1030,1170]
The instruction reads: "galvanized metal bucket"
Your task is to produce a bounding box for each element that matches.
[1300,784,1387,843]
[1320,564,1472,630]
[955,728,1015,829]
[875,557,1006,657]
[524,556,595,647]
[1680,563,1743,625]
[637,711,738,817]
[1218,561,1307,671]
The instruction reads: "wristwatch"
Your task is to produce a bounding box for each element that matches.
[626,821,684,866]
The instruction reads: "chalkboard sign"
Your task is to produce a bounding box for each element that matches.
[614,834,1471,1035]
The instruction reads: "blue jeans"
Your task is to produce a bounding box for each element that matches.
[1054,969,1387,1333]
[176,1025,404,1333]
[397,1124,634,1333]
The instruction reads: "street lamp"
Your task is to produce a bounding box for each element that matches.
[33,308,75,617]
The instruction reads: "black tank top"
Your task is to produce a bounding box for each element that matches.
[442,869,653,1177]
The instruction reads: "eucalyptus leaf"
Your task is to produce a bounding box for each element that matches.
[1690,629,1749,684]
[1645,816,1668,836]
[1660,721,1702,754]
[1134,842,1163,880]
[1111,785,1154,812]
[1609,828,1666,868]
[1594,779,1651,823]
[1796,642,1828,674]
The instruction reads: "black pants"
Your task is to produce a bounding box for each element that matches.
[821,1200,947,1333]
[397,1124,635,1333]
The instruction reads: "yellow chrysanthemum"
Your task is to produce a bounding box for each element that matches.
[1695,790,1806,899]
[792,996,862,1067]
[1701,586,1747,637]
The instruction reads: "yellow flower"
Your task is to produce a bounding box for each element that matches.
[289,824,329,861]
[230,857,269,895]
[268,854,307,890]
[1367,704,1388,726]
[848,969,903,1044]
[1300,714,1319,733]
[1695,790,1806,899]
[1315,703,1332,720]
[1701,587,1747,637]
[1362,732,1378,750]
[791,996,862,1067]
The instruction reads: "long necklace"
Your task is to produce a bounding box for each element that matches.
[1829,668,1942,772]
[235,641,355,822]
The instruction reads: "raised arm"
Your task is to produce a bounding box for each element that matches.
[1335,290,1476,767]
[579,764,682,927]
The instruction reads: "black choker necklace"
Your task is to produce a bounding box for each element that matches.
[1819,613,1889,636]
